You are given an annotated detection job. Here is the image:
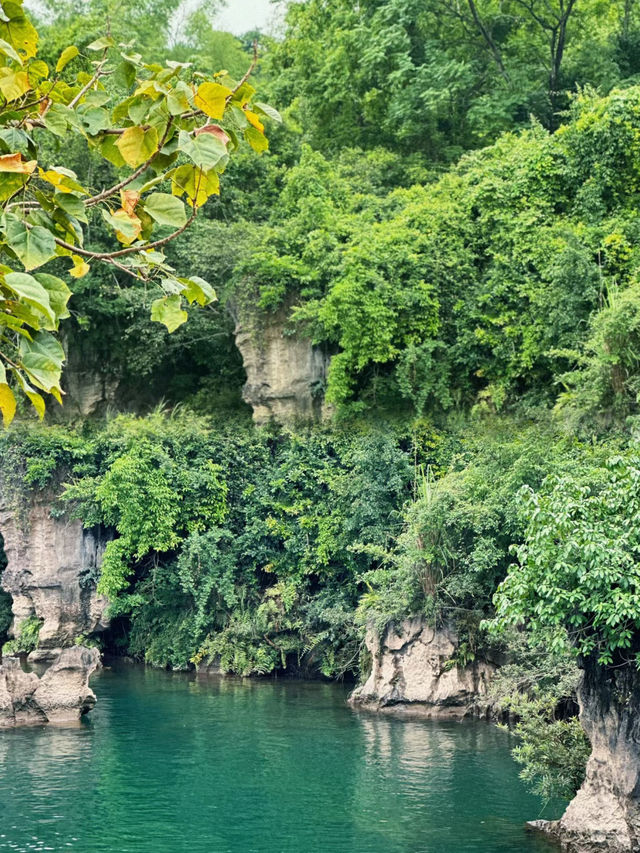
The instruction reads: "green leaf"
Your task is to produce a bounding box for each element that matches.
[53,192,87,223]
[0,36,22,64]
[144,192,187,228]
[3,271,55,325]
[20,329,65,367]
[0,126,30,154]
[151,294,187,332]
[42,102,75,137]
[98,134,127,168]
[34,273,72,319]
[166,81,192,115]
[79,106,111,135]
[244,126,268,154]
[86,35,115,51]
[55,45,78,72]
[254,102,282,123]
[178,275,216,306]
[20,352,60,392]
[177,130,227,171]
[4,218,57,270]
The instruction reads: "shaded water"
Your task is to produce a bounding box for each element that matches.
[0,661,562,852]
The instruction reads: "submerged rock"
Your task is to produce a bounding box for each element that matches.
[532,658,640,853]
[349,617,495,718]
[0,646,100,727]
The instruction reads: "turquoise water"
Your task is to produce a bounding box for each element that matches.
[0,662,561,853]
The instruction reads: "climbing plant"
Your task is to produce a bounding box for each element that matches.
[0,0,279,423]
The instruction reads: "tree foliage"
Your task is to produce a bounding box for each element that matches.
[0,0,278,423]
[493,451,640,666]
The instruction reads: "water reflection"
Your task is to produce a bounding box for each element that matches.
[0,663,562,853]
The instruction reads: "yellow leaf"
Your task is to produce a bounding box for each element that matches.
[0,383,16,426]
[50,386,63,405]
[56,45,79,73]
[244,110,264,133]
[38,168,86,194]
[120,189,140,217]
[194,82,232,120]
[69,254,90,278]
[26,388,45,419]
[116,125,159,168]
[0,68,30,101]
[0,9,38,60]
[170,164,219,207]
[105,208,142,245]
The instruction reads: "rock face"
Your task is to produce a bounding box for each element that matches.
[349,617,495,718]
[0,488,110,649]
[58,331,119,419]
[234,304,330,424]
[533,659,640,853]
[0,646,99,726]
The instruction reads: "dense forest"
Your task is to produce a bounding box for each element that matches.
[3,0,640,822]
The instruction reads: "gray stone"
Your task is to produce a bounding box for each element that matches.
[0,656,45,726]
[534,659,640,853]
[349,617,495,718]
[58,330,119,419]
[0,646,99,727]
[0,489,110,649]
[234,302,331,424]
[34,646,100,723]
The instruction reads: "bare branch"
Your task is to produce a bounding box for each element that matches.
[68,50,110,110]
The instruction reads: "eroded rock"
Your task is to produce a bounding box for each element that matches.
[349,617,495,718]
[0,646,99,727]
[533,658,640,853]
[234,302,330,425]
[0,488,110,649]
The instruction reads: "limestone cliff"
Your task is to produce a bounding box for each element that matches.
[349,617,495,718]
[57,330,119,419]
[0,488,109,651]
[531,658,640,853]
[0,646,100,726]
[234,304,330,424]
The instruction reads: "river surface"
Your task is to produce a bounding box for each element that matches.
[0,661,562,853]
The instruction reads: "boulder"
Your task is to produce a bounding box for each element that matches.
[33,646,100,723]
[349,617,495,718]
[0,656,46,726]
[0,646,99,727]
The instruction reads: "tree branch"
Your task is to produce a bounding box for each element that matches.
[54,203,197,260]
[68,51,110,110]
[85,118,174,207]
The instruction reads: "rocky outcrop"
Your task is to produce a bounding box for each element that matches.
[0,646,99,726]
[58,330,119,419]
[349,617,496,718]
[531,659,640,853]
[234,303,330,424]
[0,489,110,649]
